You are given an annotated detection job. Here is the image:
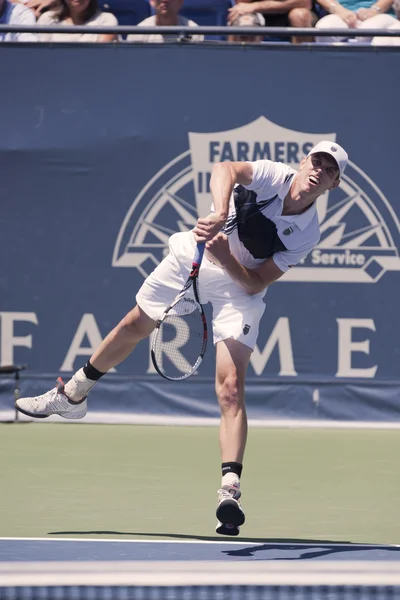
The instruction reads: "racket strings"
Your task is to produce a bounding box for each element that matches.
[153,294,206,380]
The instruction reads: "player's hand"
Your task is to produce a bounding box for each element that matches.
[205,233,231,267]
[193,213,226,242]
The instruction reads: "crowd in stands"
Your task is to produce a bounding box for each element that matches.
[0,0,399,44]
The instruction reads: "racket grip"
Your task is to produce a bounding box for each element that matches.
[193,242,205,266]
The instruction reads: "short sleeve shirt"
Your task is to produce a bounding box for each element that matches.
[126,15,204,43]
[0,1,37,42]
[37,10,118,42]
[221,160,321,273]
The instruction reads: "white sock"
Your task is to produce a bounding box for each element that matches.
[64,368,97,401]
[222,472,240,489]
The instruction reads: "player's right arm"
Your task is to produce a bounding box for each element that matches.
[193,161,253,242]
[217,252,285,295]
[206,233,285,294]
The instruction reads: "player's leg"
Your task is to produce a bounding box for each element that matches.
[65,305,157,400]
[14,305,157,420]
[215,338,252,536]
[216,338,252,466]
[87,306,156,376]
[204,262,266,536]
[15,238,191,420]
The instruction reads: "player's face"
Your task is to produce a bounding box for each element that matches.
[300,153,340,194]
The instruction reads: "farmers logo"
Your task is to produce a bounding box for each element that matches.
[112,117,400,283]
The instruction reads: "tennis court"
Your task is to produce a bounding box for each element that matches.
[1,422,400,597]
[2,423,400,543]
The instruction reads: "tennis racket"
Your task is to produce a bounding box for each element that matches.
[151,242,208,381]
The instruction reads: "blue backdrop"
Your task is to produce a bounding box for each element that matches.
[1,44,399,423]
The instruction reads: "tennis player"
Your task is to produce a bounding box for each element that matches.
[15,141,348,536]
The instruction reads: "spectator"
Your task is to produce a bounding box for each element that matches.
[228,12,266,43]
[13,0,58,19]
[36,0,118,42]
[315,0,395,42]
[228,0,318,44]
[372,0,400,43]
[0,0,37,41]
[126,0,204,43]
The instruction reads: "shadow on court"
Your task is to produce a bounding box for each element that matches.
[48,531,353,544]
[46,532,400,561]
[221,544,400,560]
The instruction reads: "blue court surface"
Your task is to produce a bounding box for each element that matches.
[2,538,400,562]
[3,538,400,598]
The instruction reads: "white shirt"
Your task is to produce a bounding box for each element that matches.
[0,1,37,42]
[126,15,204,43]
[37,10,118,42]
[221,160,320,273]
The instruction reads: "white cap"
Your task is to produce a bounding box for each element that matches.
[307,141,348,177]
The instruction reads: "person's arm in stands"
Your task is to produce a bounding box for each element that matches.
[315,0,359,25]
[229,0,311,19]
[356,0,393,19]
[24,0,57,18]
[252,0,312,12]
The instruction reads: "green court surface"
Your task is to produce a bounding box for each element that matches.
[1,423,400,544]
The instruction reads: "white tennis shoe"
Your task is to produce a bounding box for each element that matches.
[15,378,87,420]
[216,520,241,536]
[215,484,245,536]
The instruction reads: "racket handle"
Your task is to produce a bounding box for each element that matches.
[193,242,205,266]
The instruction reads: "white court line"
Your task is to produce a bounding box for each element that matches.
[0,537,262,545]
[0,537,399,547]
[5,412,400,429]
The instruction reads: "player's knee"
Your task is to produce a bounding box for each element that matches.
[119,309,155,341]
[216,374,243,414]
[288,7,313,26]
